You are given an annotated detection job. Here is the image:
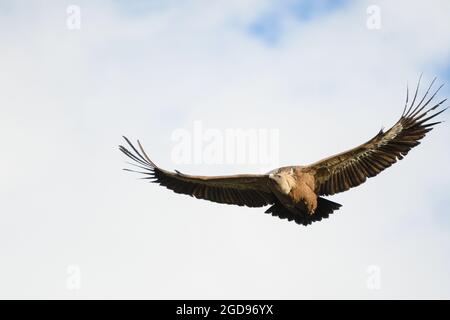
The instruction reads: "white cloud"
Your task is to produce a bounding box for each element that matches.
[0,0,449,298]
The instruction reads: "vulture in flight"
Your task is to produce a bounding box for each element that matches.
[120,78,447,226]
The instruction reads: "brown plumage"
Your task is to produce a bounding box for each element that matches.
[120,77,447,226]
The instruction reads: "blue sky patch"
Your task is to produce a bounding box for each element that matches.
[248,0,348,44]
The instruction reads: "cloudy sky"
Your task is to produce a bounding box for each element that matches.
[1,0,450,299]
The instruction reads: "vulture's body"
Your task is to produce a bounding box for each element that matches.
[120,78,447,226]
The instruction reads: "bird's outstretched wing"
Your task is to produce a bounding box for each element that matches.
[306,77,447,196]
[119,137,275,207]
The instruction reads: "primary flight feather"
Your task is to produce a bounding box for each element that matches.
[120,77,447,226]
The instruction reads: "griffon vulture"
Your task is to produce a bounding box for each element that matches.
[120,78,446,226]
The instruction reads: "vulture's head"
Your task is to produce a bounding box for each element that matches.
[269,172,293,195]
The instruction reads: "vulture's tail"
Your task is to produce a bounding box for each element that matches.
[265,197,341,226]
[316,197,342,217]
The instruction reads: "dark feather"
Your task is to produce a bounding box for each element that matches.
[119,138,275,207]
[307,77,447,196]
